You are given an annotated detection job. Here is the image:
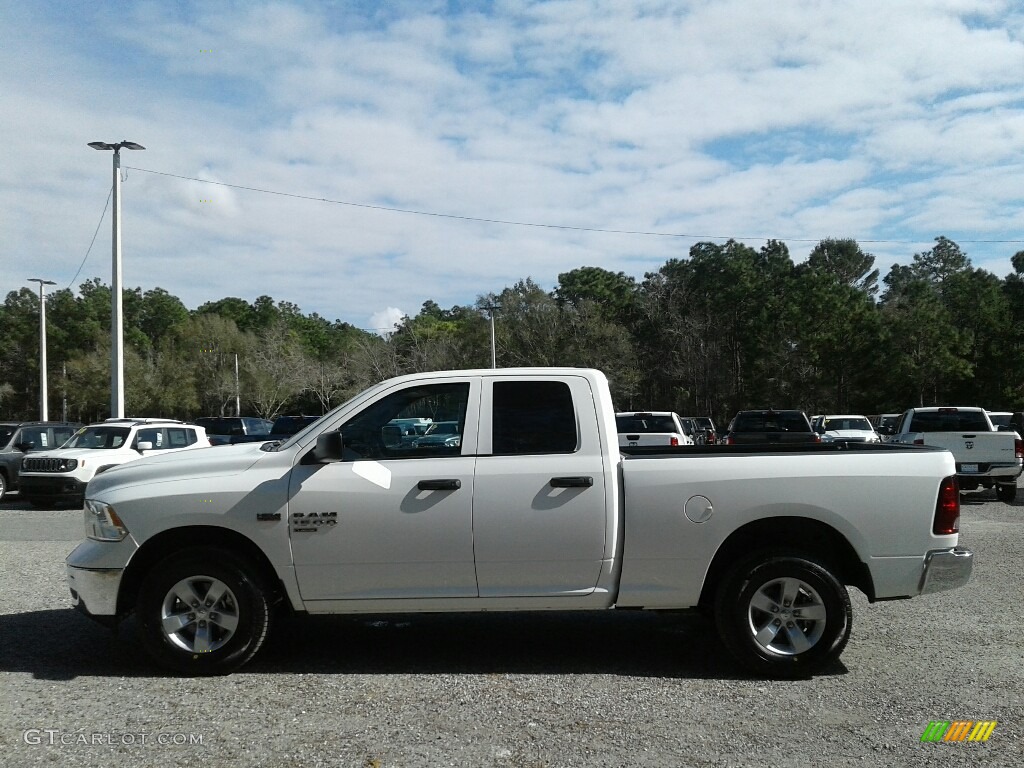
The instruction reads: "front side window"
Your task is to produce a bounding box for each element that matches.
[492,381,578,455]
[136,429,165,449]
[18,427,50,449]
[341,383,470,460]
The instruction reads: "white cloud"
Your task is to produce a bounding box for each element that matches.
[368,307,406,336]
[2,0,1024,325]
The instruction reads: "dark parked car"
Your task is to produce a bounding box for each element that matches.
[684,415,718,445]
[193,416,274,446]
[0,421,82,501]
[723,409,819,445]
[271,415,322,436]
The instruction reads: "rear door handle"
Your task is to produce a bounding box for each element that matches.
[550,476,594,488]
[418,479,462,491]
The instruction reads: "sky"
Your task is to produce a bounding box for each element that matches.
[2,0,1023,333]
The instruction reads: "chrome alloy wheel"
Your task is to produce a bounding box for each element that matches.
[746,576,827,656]
[160,575,240,654]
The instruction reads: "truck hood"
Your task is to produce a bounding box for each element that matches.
[86,442,270,497]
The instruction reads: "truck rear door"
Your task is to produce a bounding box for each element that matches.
[472,376,609,597]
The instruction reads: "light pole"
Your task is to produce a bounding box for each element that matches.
[483,302,502,369]
[88,140,145,418]
[27,278,56,420]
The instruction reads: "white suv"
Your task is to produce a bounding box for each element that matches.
[19,418,209,508]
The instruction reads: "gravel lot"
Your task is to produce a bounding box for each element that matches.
[0,489,1020,768]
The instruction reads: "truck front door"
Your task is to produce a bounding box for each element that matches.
[289,379,480,601]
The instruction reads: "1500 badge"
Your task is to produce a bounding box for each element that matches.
[290,511,338,533]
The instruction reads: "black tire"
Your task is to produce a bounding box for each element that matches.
[136,547,271,676]
[996,483,1017,503]
[714,553,852,679]
[0,472,6,502]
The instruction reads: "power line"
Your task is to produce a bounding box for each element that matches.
[125,165,1024,246]
[67,186,113,290]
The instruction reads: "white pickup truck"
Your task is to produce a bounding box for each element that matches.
[615,411,693,447]
[889,406,1024,502]
[67,368,972,678]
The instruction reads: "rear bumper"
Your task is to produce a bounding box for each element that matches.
[919,547,973,594]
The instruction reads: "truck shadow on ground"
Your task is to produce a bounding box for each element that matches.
[0,608,848,681]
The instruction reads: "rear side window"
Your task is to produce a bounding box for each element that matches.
[167,428,196,447]
[492,381,578,455]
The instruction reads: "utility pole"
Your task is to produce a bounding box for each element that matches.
[27,278,56,420]
[483,302,502,369]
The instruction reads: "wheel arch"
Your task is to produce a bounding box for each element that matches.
[699,516,874,609]
[118,526,284,617]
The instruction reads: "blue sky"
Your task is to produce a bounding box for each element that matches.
[2,0,1023,332]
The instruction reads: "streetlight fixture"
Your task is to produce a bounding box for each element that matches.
[89,140,145,418]
[27,278,56,420]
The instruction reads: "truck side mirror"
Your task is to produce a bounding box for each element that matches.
[304,430,344,464]
[14,441,34,452]
[137,441,154,451]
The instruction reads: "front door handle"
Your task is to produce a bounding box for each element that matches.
[418,479,462,491]
[550,476,594,488]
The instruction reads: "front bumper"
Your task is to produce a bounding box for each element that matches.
[919,547,973,594]
[66,537,137,622]
[67,565,122,622]
[19,475,87,501]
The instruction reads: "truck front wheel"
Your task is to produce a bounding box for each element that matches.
[136,548,271,676]
[714,553,852,678]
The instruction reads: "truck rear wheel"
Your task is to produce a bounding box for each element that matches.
[714,553,851,678]
[136,547,271,676]
[996,483,1017,503]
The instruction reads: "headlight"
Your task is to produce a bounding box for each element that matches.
[84,499,129,542]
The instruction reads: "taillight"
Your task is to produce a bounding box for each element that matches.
[914,438,925,446]
[933,476,960,535]
[726,435,734,445]
[1016,439,1023,460]
[812,434,821,443]
[670,436,679,447]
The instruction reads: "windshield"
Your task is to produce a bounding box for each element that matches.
[988,413,1012,427]
[824,417,872,431]
[62,426,131,449]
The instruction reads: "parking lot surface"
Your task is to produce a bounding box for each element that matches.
[0,489,1021,767]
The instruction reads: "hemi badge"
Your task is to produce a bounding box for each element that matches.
[257,512,282,522]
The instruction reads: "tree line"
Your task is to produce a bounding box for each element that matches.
[2,236,1023,427]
